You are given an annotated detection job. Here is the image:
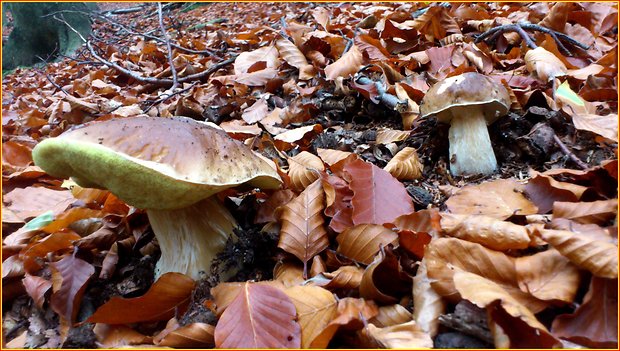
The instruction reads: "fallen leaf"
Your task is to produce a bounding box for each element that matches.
[22,274,52,309]
[524,46,567,81]
[369,304,412,328]
[275,39,315,80]
[2,187,74,223]
[336,224,398,265]
[552,276,618,348]
[412,259,445,337]
[255,189,296,223]
[445,178,538,219]
[553,199,618,225]
[307,265,364,291]
[50,252,95,324]
[273,124,323,150]
[87,273,195,324]
[234,45,280,75]
[273,261,305,288]
[515,249,581,303]
[375,129,410,144]
[571,113,619,142]
[214,282,301,348]
[154,318,214,348]
[440,213,531,250]
[93,324,153,348]
[533,228,618,279]
[277,179,329,271]
[284,285,337,348]
[384,147,423,181]
[359,246,412,304]
[287,151,325,192]
[241,97,269,124]
[41,207,104,233]
[363,321,433,348]
[345,158,415,225]
[324,45,364,80]
[21,231,81,273]
[316,148,355,166]
[454,271,560,348]
[524,170,589,213]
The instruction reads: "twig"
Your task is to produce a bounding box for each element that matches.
[142,82,198,114]
[157,2,179,92]
[475,23,590,56]
[45,73,70,95]
[552,133,588,169]
[355,75,408,112]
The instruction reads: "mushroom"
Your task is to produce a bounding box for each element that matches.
[32,116,282,280]
[420,72,510,176]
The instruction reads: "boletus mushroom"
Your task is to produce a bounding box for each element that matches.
[32,116,282,280]
[420,72,510,176]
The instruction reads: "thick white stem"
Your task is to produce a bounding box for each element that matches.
[448,105,497,176]
[147,196,238,280]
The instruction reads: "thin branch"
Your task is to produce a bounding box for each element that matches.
[552,133,589,169]
[142,82,198,114]
[158,2,179,91]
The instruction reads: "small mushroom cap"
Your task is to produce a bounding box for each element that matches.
[419,72,511,124]
[32,116,282,210]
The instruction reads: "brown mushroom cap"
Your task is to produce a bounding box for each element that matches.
[32,116,282,209]
[419,72,511,124]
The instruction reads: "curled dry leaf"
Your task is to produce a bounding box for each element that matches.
[425,238,548,312]
[316,148,354,166]
[273,123,323,150]
[273,261,305,288]
[392,208,442,235]
[336,224,398,265]
[445,178,538,219]
[277,179,329,270]
[369,304,412,328]
[2,187,74,223]
[275,39,315,80]
[329,297,379,331]
[241,97,269,124]
[93,324,153,348]
[384,147,423,181]
[552,276,618,348]
[22,231,81,273]
[363,320,433,349]
[359,246,412,304]
[41,207,104,233]
[398,230,432,259]
[50,252,95,324]
[211,282,244,316]
[87,273,195,324]
[413,259,445,337]
[234,45,280,75]
[553,199,618,225]
[319,172,353,217]
[22,274,52,309]
[394,83,420,130]
[440,213,531,251]
[255,189,296,223]
[453,271,560,348]
[524,170,589,213]
[308,265,364,291]
[524,46,567,81]
[154,318,214,348]
[284,285,338,348]
[2,255,24,279]
[324,45,364,80]
[287,151,325,192]
[375,129,411,144]
[533,228,618,279]
[515,249,581,303]
[214,282,301,348]
[345,158,415,225]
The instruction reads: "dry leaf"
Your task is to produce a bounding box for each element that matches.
[370,304,412,328]
[284,285,338,348]
[273,261,305,288]
[287,151,325,192]
[316,148,354,166]
[553,199,618,225]
[214,282,301,348]
[277,179,329,270]
[87,273,195,324]
[275,39,315,80]
[375,129,410,144]
[324,45,364,80]
[22,274,52,309]
[363,321,433,348]
[384,147,423,181]
[241,97,269,124]
[234,45,280,75]
[440,213,531,250]
[154,318,214,348]
[412,259,445,336]
[515,249,581,303]
[336,224,398,265]
[93,324,153,348]
[524,47,567,81]
[2,187,74,223]
[50,252,95,324]
[533,228,618,278]
[359,246,412,304]
[308,265,364,291]
[22,231,81,273]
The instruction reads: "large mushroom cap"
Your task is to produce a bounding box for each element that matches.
[32,116,282,209]
[420,72,511,124]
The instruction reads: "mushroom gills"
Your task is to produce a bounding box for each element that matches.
[447,105,498,176]
[147,196,238,280]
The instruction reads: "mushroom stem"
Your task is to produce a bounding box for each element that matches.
[147,196,238,280]
[448,105,498,175]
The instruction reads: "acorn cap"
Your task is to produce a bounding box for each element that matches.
[32,116,282,210]
[419,72,511,124]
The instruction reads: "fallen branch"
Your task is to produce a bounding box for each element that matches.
[475,23,590,56]
[355,75,408,112]
[552,133,589,169]
[142,82,198,114]
[157,2,179,92]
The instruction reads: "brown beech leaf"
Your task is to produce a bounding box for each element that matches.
[363,321,433,348]
[22,274,52,309]
[445,178,538,219]
[308,265,364,291]
[354,34,390,61]
[50,252,95,324]
[275,39,315,80]
[22,231,81,273]
[571,113,619,143]
[384,147,423,181]
[552,277,618,348]
[454,271,561,348]
[524,47,567,81]
[273,261,305,288]
[87,273,195,324]
[214,282,301,348]
[2,255,24,279]
[255,189,296,224]
[533,228,618,279]
[328,297,379,331]
[397,230,432,259]
[370,304,412,328]
[277,179,329,270]
[210,282,245,316]
[345,158,415,225]
[287,151,325,192]
[234,67,279,86]
[41,207,104,233]
[553,199,618,225]
[234,45,280,75]
[319,172,353,217]
[241,97,269,124]
[515,249,580,303]
[524,170,588,213]
[425,238,548,312]
[324,45,364,80]
[284,285,338,348]
[375,129,410,144]
[154,318,214,348]
[440,213,531,251]
[93,324,153,348]
[336,224,398,265]
[2,187,74,223]
[359,246,412,304]
[391,208,442,235]
[316,148,355,166]
[273,124,323,150]
[413,259,445,337]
